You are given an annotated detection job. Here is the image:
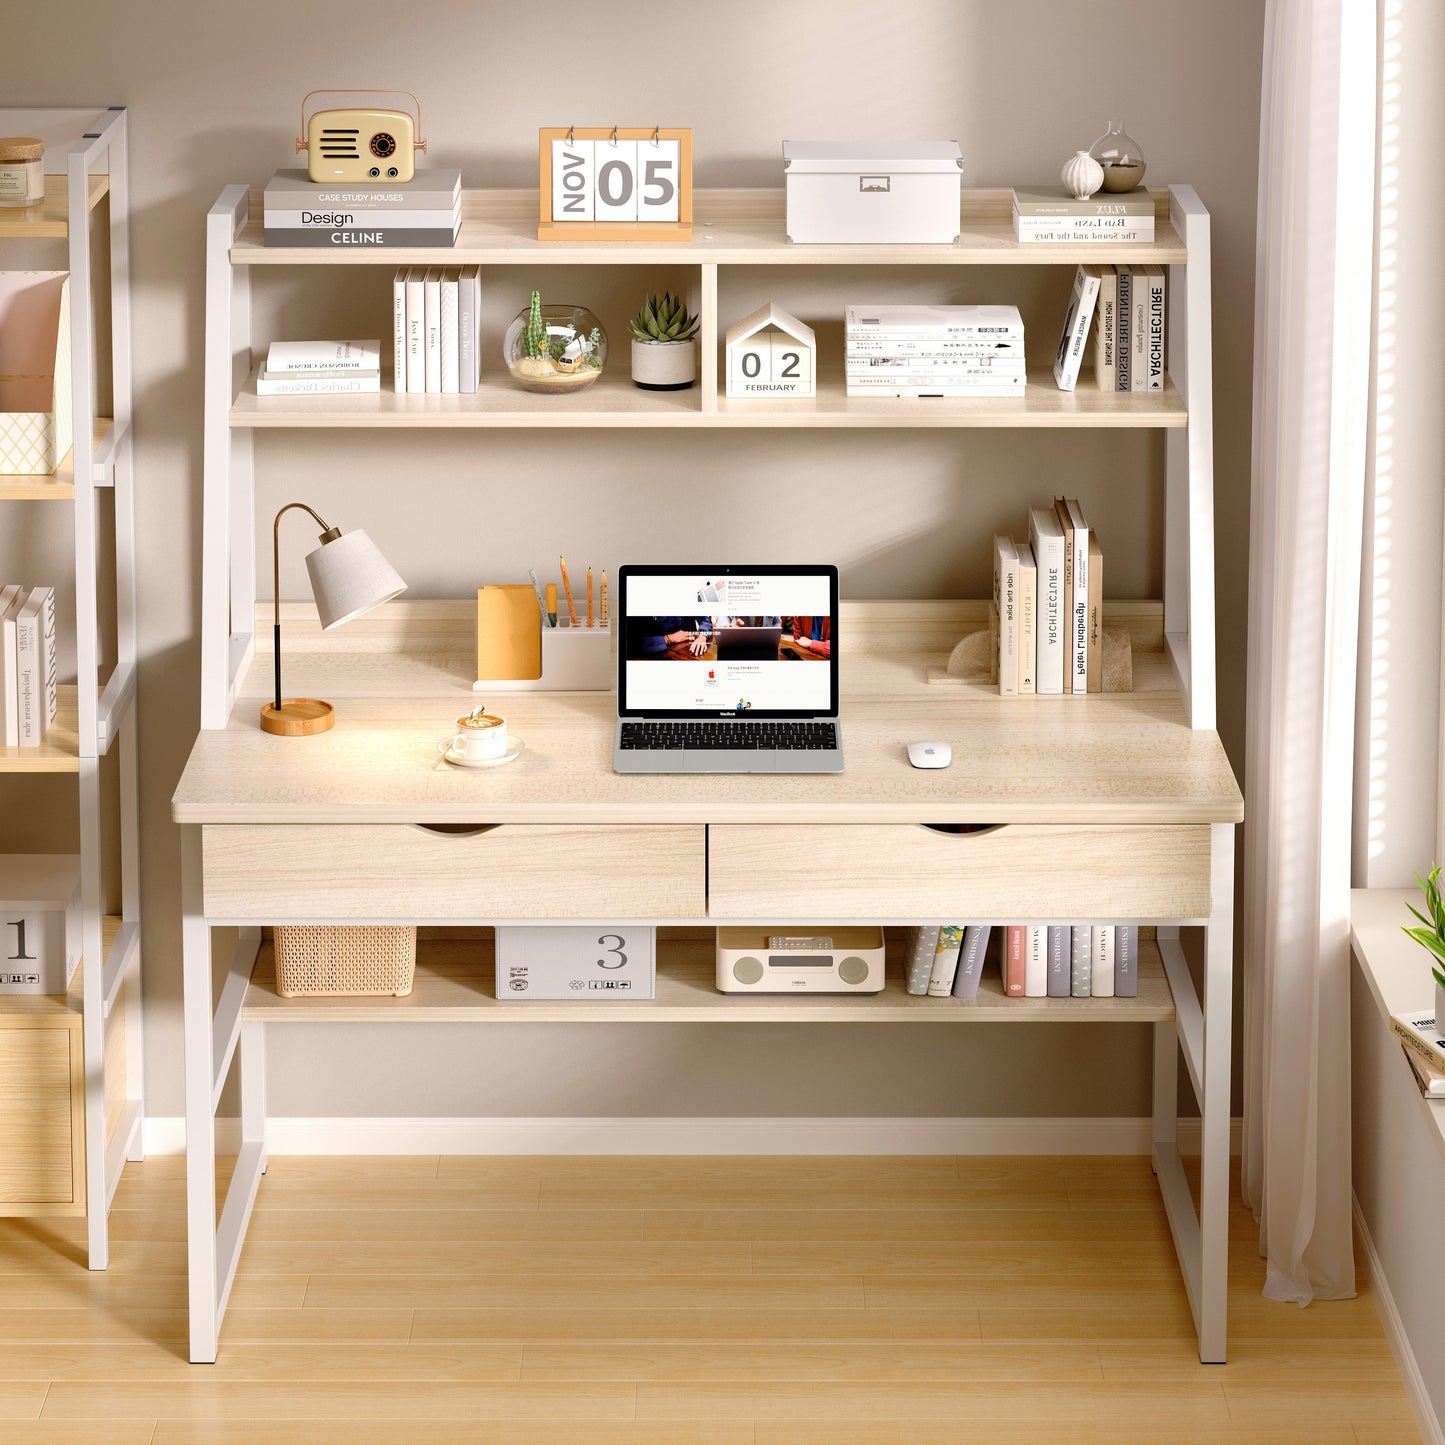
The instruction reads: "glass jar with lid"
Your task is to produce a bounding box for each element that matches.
[0,138,44,208]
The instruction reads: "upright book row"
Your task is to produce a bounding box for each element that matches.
[906,924,1141,1000]
[1053,263,1168,393]
[0,585,57,747]
[994,498,1103,697]
[392,267,483,395]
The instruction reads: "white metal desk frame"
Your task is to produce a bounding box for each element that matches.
[182,183,1234,1364]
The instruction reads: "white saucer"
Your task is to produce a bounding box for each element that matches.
[436,735,525,769]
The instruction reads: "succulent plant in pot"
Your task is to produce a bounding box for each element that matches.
[1403,864,1445,1024]
[629,291,700,391]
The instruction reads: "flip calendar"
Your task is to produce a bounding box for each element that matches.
[539,128,693,241]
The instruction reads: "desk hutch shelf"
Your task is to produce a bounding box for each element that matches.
[177,180,1241,1365]
[0,107,144,1267]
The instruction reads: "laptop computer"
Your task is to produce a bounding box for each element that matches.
[614,564,843,774]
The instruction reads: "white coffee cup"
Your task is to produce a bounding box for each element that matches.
[446,708,509,760]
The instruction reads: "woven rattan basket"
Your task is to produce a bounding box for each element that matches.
[274,925,416,997]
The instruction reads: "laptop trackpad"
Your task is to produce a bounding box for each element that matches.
[682,750,778,773]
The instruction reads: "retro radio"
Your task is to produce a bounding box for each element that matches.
[716,927,886,994]
[297,90,428,183]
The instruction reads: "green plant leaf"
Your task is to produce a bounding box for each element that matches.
[1403,925,1445,964]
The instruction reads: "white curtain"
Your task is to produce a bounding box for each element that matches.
[1242,0,1377,1304]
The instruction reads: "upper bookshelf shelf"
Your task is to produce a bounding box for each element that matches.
[0,175,110,240]
[230,186,1187,267]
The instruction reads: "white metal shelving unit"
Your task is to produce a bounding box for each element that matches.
[183,181,1238,1362]
[0,106,144,1268]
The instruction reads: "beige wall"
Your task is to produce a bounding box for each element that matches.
[1,0,1264,1122]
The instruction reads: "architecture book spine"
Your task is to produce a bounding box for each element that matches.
[1052,263,1101,392]
[993,535,1019,697]
[1094,266,1118,392]
[1390,1009,1445,1073]
[1086,532,1103,694]
[1115,267,1133,391]
[927,926,965,996]
[1016,542,1036,695]
[1114,924,1139,998]
[1003,925,1026,997]
[404,268,425,394]
[1046,924,1070,998]
[1024,924,1047,997]
[1029,507,1066,695]
[392,269,407,394]
[906,925,941,996]
[1070,924,1092,997]
[1091,924,1116,998]
[1144,264,1166,391]
[951,925,992,1000]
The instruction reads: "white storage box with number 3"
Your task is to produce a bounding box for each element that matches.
[494,925,657,999]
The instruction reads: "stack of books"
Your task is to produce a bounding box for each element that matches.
[994,498,1102,698]
[263,168,461,248]
[392,268,482,395]
[844,305,1025,398]
[1391,1008,1445,1097]
[1011,185,1155,244]
[1095,264,1166,392]
[0,585,57,747]
[906,923,1140,999]
[255,340,381,397]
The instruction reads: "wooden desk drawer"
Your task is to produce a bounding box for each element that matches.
[707,824,1211,920]
[202,824,705,920]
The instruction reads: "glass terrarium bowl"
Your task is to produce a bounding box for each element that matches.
[503,302,607,393]
[1089,121,1147,193]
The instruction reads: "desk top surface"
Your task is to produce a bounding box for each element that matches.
[174,601,1242,827]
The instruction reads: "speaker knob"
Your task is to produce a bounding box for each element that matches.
[838,955,869,985]
[732,955,764,985]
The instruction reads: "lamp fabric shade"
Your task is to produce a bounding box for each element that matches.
[305,528,407,630]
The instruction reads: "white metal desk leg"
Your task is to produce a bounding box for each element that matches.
[1197,822,1236,1363]
[181,827,219,1363]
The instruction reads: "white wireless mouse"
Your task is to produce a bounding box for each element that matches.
[907,740,952,769]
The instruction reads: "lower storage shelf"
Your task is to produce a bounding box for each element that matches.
[244,928,1176,1024]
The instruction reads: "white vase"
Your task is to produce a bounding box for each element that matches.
[1061,149,1105,201]
[631,337,696,391]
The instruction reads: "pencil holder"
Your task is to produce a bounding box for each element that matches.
[474,619,613,692]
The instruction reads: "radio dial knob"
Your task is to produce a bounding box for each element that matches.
[838,955,869,985]
[732,955,764,985]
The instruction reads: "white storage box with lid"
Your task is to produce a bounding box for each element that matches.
[0,855,80,995]
[782,141,963,244]
[0,271,72,476]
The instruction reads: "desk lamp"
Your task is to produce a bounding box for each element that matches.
[261,502,407,737]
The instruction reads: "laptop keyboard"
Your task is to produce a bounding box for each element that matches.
[619,721,838,751]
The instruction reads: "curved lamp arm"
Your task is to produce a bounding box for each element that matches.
[272,502,340,713]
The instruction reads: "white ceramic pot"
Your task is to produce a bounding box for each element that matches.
[631,337,696,391]
[1061,149,1105,201]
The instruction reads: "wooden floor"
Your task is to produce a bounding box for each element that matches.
[0,1154,1419,1444]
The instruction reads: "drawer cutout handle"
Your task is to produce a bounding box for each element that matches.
[412,823,503,837]
[919,823,1006,838]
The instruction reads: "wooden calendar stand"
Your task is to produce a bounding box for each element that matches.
[537,127,693,241]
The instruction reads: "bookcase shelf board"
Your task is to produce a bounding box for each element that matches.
[0,420,117,499]
[245,932,1176,1024]
[0,685,79,772]
[0,174,109,240]
[230,187,1187,267]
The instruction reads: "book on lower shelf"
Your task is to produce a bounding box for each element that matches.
[0,584,57,748]
[1011,186,1155,244]
[901,923,1144,1001]
[258,340,381,395]
[926,926,964,996]
[263,168,462,248]
[1402,1043,1445,1098]
[844,305,1025,398]
[1391,1008,1445,1073]
[1052,264,1102,392]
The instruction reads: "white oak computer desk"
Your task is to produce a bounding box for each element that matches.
[172,599,1243,1363]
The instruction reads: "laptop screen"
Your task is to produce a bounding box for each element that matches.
[618,565,839,718]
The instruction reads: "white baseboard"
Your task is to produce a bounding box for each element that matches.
[1353,1194,1445,1445]
[142,1114,1241,1157]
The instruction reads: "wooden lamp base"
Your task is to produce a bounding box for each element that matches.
[260,698,335,736]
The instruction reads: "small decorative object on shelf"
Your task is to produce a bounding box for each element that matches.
[296,90,427,184]
[274,925,416,997]
[0,137,43,208]
[504,292,606,393]
[538,127,693,241]
[629,291,699,391]
[495,926,657,999]
[1089,121,1147,193]
[725,302,815,398]
[1403,864,1445,1026]
[1061,149,1104,201]
[0,856,80,995]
